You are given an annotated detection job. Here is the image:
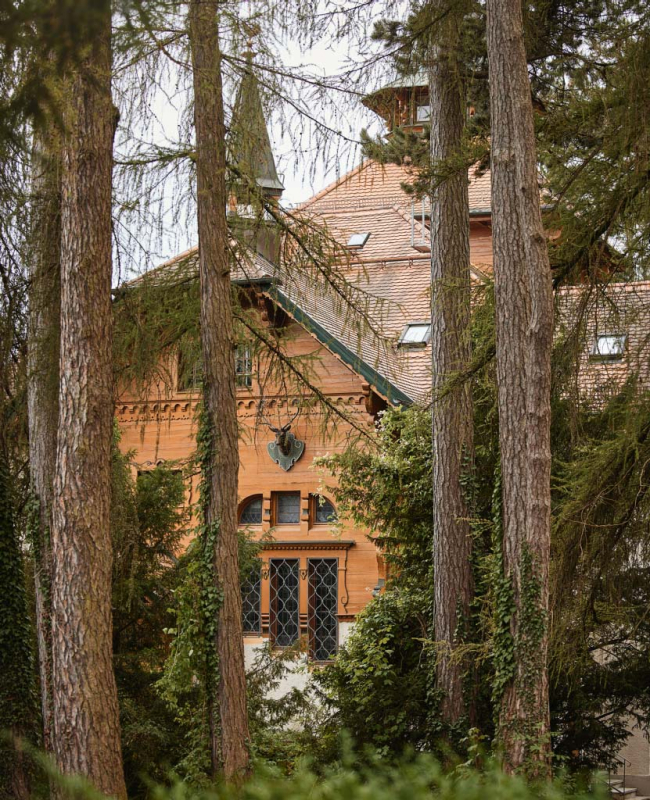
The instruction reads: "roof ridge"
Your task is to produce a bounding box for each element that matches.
[298,159,373,211]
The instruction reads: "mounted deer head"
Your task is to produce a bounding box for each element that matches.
[266,404,300,455]
[260,400,305,471]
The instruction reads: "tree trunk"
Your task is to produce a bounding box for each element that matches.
[189,0,251,781]
[50,6,127,795]
[486,0,553,777]
[428,5,474,725]
[28,126,61,758]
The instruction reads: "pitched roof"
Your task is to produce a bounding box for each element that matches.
[127,157,495,405]
[300,159,491,215]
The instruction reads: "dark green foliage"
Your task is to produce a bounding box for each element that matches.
[110,432,191,796]
[550,392,650,769]
[0,452,38,797]
[317,290,650,770]
[42,751,609,800]
[319,405,433,592]
[316,587,439,757]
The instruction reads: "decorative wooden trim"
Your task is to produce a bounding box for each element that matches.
[259,540,356,551]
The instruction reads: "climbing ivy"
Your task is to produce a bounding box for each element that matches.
[0,453,38,797]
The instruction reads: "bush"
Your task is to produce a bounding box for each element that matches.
[40,753,608,800]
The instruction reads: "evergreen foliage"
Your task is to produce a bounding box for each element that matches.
[0,451,38,797]
[317,301,650,771]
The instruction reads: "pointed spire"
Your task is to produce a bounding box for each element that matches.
[229,51,284,200]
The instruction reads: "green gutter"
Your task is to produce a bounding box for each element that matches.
[264,285,413,408]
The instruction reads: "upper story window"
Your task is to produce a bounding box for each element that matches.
[178,345,254,392]
[239,495,263,526]
[177,351,202,392]
[236,345,253,388]
[347,232,370,248]
[590,333,627,361]
[272,491,301,525]
[310,494,337,525]
[398,322,431,347]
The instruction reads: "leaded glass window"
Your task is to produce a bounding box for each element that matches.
[312,495,337,525]
[308,559,338,661]
[241,564,261,634]
[239,495,262,525]
[269,559,300,647]
[275,492,300,525]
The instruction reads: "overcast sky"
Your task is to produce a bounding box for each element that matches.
[113,2,404,280]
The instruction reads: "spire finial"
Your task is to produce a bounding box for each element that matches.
[242,19,260,64]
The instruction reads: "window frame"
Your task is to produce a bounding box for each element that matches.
[346,232,370,248]
[416,101,431,122]
[271,491,301,526]
[238,494,263,527]
[269,558,301,648]
[235,344,254,389]
[309,494,337,527]
[241,563,262,636]
[590,332,627,362]
[307,558,339,662]
[177,350,202,393]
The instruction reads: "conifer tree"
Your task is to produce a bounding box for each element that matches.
[426,0,475,726]
[486,0,553,776]
[27,124,60,758]
[188,0,251,780]
[49,0,127,793]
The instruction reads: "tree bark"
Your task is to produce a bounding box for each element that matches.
[28,126,61,758]
[50,6,127,795]
[189,0,251,781]
[428,4,474,725]
[486,0,553,776]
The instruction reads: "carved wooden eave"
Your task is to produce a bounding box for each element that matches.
[258,540,356,551]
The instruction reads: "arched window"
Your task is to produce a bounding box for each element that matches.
[239,495,262,526]
[310,494,337,525]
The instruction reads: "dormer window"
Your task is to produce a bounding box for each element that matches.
[398,323,431,347]
[347,232,370,248]
[590,333,627,361]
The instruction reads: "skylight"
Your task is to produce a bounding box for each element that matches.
[347,232,370,248]
[398,323,431,347]
[590,333,627,361]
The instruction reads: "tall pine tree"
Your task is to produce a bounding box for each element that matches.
[49,0,127,793]
[188,0,251,780]
[486,0,553,776]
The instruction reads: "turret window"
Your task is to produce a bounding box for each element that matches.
[416,101,430,122]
